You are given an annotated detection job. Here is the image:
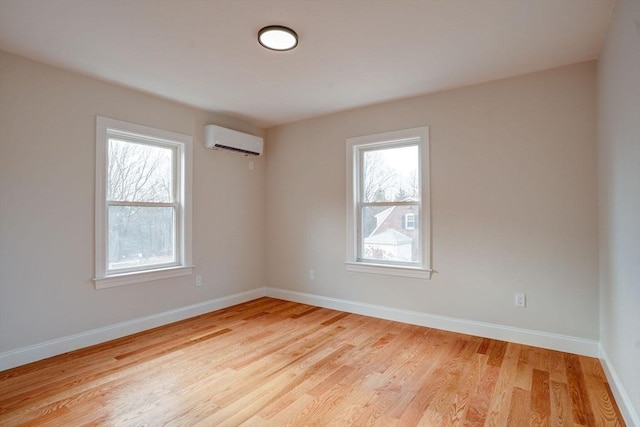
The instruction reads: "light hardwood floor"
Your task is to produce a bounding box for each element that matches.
[0,298,625,426]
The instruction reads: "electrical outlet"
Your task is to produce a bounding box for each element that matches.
[309,270,315,280]
[195,275,202,287]
[515,293,526,307]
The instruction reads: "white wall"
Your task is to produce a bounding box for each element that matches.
[0,51,266,353]
[266,62,599,340]
[597,0,640,422]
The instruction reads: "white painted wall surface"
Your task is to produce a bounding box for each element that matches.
[597,0,640,422]
[0,51,266,353]
[266,62,599,340]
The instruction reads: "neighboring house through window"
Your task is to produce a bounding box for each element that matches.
[94,116,193,289]
[345,127,432,279]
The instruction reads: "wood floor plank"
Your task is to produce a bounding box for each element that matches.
[565,353,597,426]
[514,347,534,391]
[547,349,569,384]
[584,369,625,426]
[550,380,574,427]
[484,343,522,426]
[0,298,626,426]
[446,353,487,424]
[531,368,551,426]
[462,361,499,427]
[486,340,508,368]
[507,387,531,425]
[394,353,455,424]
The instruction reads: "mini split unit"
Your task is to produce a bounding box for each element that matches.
[204,125,264,156]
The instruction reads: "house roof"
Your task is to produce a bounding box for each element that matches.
[368,206,395,237]
[364,229,413,245]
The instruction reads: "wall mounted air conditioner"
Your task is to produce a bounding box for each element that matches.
[204,125,263,156]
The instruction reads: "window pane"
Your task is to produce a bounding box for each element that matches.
[361,205,420,263]
[108,206,175,270]
[362,144,419,202]
[108,139,173,202]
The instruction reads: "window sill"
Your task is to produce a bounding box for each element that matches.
[345,262,432,279]
[94,265,195,289]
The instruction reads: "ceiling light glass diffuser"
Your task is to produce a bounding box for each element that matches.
[258,26,298,51]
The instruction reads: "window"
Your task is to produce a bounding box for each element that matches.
[346,127,431,279]
[404,213,416,230]
[94,117,193,289]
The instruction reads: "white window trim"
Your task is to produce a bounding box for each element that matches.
[345,126,432,279]
[94,116,194,289]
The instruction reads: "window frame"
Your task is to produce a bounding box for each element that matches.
[94,116,193,289]
[345,126,432,279]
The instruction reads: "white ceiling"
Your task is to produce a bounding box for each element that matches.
[0,0,615,128]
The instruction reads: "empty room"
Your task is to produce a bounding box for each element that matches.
[0,0,638,426]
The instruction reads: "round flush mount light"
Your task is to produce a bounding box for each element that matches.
[258,26,298,51]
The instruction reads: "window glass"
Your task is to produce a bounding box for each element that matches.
[108,206,175,271]
[358,142,421,266]
[362,145,419,202]
[107,139,173,203]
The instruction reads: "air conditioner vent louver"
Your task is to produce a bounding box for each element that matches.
[204,125,263,157]
[213,144,260,156]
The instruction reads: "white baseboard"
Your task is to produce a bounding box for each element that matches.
[0,288,265,371]
[1,286,602,373]
[265,287,600,357]
[599,345,640,427]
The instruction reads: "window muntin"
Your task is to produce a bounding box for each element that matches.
[346,127,431,278]
[95,117,193,288]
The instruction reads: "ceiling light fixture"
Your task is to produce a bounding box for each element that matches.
[258,26,298,51]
